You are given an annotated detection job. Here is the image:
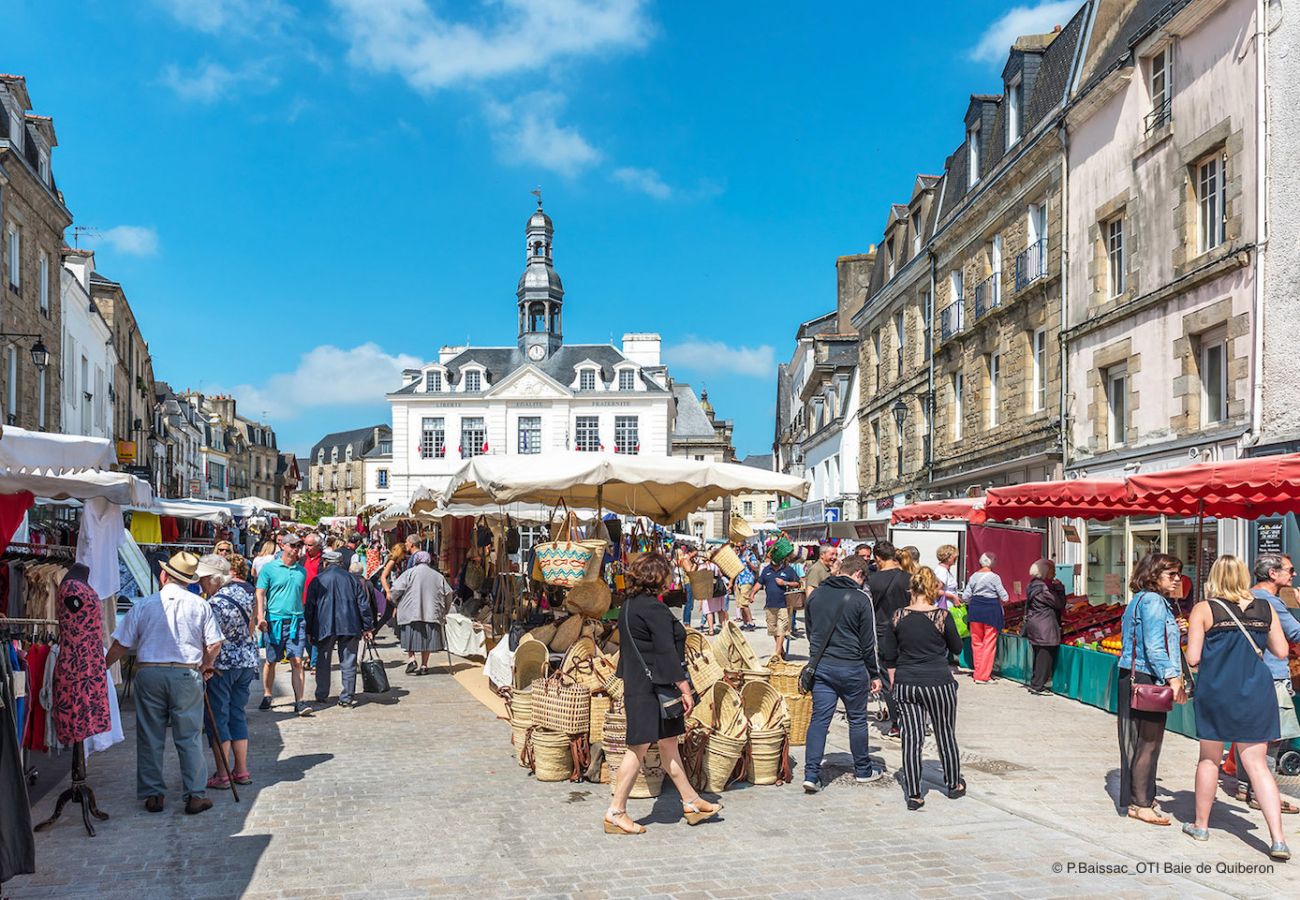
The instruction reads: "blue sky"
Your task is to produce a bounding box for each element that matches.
[3,0,1082,458]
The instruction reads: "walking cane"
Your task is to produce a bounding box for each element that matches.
[203,692,241,803]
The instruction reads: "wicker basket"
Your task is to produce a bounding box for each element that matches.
[608,746,664,799]
[513,639,549,690]
[713,620,760,670]
[508,686,534,766]
[684,631,725,692]
[764,658,804,695]
[785,692,813,746]
[748,727,788,785]
[688,682,746,737]
[530,675,591,734]
[700,731,747,793]
[560,637,616,693]
[603,706,627,758]
[528,728,579,782]
[710,544,744,580]
[589,693,612,745]
[728,514,754,542]
[740,681,790,731]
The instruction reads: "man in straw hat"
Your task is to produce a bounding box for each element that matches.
[105,551,225,815]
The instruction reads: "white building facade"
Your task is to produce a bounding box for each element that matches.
[58,248,115,439]
[385,205,673,504]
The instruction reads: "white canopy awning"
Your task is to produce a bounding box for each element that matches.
[227,495,293,513]
[435,452,810,525]
[405,493,599,525]
[0,426,152,505]
[131,499,230,524]
[0,426,116,471]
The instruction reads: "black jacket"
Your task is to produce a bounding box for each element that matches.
[805,575,881,681]
[616,594,687,686]
[304,564,373,641]
[1022,577,1068,647]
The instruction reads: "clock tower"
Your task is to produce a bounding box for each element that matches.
[517,197,564,361]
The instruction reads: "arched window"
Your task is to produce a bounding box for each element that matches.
[533,241,543,257]
[317,449,324,465]
[345,445,353,462]
[549,307,559,334]
[331,446,338,463]
[529,302,546,331]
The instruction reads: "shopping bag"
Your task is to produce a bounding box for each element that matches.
[361,639,390,694]
[950,603,970,639]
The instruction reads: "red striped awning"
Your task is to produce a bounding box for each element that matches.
[1125,454,1300,519]
[983,479,1138,521]
[891,498,986,525]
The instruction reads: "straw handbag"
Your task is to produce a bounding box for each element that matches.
[530,673,591,734]
[785,691,813,746]
[564,578,612,620]
[710,544,744,581]
[728,514,754,543]
[524,727,588,782]
[559,637,616,693]
[684,630,725,692]
[764,657,805,695]
[740,681,790,731]
[512,638,549,690]
[549,613,592,653]
[713,620,760,671]
[535,504,606,588]
[746,727,791,785]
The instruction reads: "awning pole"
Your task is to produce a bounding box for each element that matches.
[1194,498,1205,608]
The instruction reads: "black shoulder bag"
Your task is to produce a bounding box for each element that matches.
[798,595,848,694]
[624,599,686,720]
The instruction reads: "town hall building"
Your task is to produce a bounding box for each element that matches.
[374,202,681,507]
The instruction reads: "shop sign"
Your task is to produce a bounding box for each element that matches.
[1062,523,1081,543]
[1257,520,1284,556]
[874,496,895,512]
[776,499,824,526]
[188,479,201,497]
[123,465,151,480]
[116,440,136,463]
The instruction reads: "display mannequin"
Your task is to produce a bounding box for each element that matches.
[35,564,110,836]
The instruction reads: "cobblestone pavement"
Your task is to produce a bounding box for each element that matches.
[6,626,1299,899]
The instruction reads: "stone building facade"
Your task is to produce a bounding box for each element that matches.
[0,74,71,432]
[310,425,391,516]
[670,385,735,541]
[90,270,157,474]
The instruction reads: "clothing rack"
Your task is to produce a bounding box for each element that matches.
[3,543,76,559]
[140,541,215,550]
[1,617,60,789]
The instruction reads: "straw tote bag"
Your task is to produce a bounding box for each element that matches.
[535,502,606,588]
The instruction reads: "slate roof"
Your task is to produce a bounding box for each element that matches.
[740,453,774,471]
[671,384,717,439]
[937,4,1087,224]
[391,343,667,395]
[309,425,389,464]
[1079,0,1186,94]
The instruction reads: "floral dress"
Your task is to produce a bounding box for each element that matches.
[210,581,259,672]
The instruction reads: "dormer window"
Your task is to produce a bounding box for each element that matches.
[345,445,353,462]
[1006,75,1023,147]
[38,149,49,185]
[580,369,596,391]
[331,447,339,463]
[464,370,482,392]
[886,236,896,279]
[426,370,442,392]
[618,369,636,391]
[968,122,981,187]
[317,448,324,465]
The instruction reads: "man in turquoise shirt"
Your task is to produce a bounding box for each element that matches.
[254,534,311,715]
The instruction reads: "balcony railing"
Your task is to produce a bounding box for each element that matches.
[1014,239,1047,291]
[1144,96,1172,135]
[939,303,964,340]
[974,271,1001,320]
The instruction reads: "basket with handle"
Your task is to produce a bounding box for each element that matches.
[535,501,606,588]
[524,727,587,782]
[769,532,794,565]
[710,543,744,581]
[507,686,534,766]
[589,693,612,745]
[513,638,549,690]
[764,657,805,695]
[740,680,790,731]
[747,727,791,785]
[530,673,591,734]
[713,620,761,671]
[728,514,754,543]
[684,630,725,692]
[608,745,665,799]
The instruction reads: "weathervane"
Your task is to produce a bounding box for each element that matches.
[531,186,543,208]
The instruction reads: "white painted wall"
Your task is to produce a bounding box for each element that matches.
[58,258,115,439]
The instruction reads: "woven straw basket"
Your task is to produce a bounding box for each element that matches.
[740,681,790,731]
[728,514,754,542]
[700,731,747,793]
[710,544,744,580]
[608,745,664,799]
[530,676,591,734]
[508,687,534,766]
[513,639,549,690]
[748,727,788,785]
[684,631,725,692]
[589,693,612,745]
[528,728,578,782]
[764,658,804,695]
[785,691,813,746]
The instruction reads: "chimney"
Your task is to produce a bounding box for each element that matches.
[621,333,661,368]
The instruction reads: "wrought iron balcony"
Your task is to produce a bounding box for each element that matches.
[1144,96,1172,135]
[939,303,964,340]
[1014,239,1047,291]
[974,271,1002,320]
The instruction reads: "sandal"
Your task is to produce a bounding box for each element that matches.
[405,660,418,674]
[231,771,252,786]
[602,809,646,835]
[906,796,925,811]
[681,797,721,826]
[206,774,231,790]
[1250,797,1300,814]
[948,778,967,800]
[1129,805,1171,826]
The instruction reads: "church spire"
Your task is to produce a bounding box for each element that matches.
[517,196,564,360]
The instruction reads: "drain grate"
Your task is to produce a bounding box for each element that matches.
[963,758,1028,775]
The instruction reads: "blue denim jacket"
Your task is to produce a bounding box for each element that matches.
[1118,590,1181,682]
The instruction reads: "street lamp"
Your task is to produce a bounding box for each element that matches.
[0,333,51,370]
[891,397,908,477]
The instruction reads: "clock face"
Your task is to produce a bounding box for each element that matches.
[528,345,546,361]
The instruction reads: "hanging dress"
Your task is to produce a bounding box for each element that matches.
[53,578,112,745]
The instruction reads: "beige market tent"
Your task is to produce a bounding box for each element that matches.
[431,452,810,525]
[228,495,294,514]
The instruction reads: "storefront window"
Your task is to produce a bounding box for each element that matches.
[1085,521,1126,604]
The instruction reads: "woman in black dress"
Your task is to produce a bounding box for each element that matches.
[606,552,721,834]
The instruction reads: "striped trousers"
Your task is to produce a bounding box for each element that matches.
[894,681,961,799]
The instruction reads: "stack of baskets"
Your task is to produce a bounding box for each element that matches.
[766,656,812,746]
[741,681,791,785]
[685,681,749,793]
[684,629,725,693]
[714,621,769,688]
[508,640,550,766]
[602,706,665,798]
[526,672,591,782]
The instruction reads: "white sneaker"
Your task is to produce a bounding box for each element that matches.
[855,770,884,784]
[802,780,820,794]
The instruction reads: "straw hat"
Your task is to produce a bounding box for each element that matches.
[160,551,201,585]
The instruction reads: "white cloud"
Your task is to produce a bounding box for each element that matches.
[484,92,602,177]
[212,343,424,420]
[664,340,776,379]
[97,226,160,257]
[968,1,1079,64]
[155,0,293,36]
[612,166,672,199]
[330,0,651,92]
[161,60,271,103]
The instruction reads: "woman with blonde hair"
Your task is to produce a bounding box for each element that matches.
[251,540,277,578]
[897,547,919,577]
[935,544,961,610]
[1182,555,1291,859]
[879,566,966,810]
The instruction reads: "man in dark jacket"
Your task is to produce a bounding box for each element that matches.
[305,549,374,709]
[802,554,884,792]
[866,540,910,738]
